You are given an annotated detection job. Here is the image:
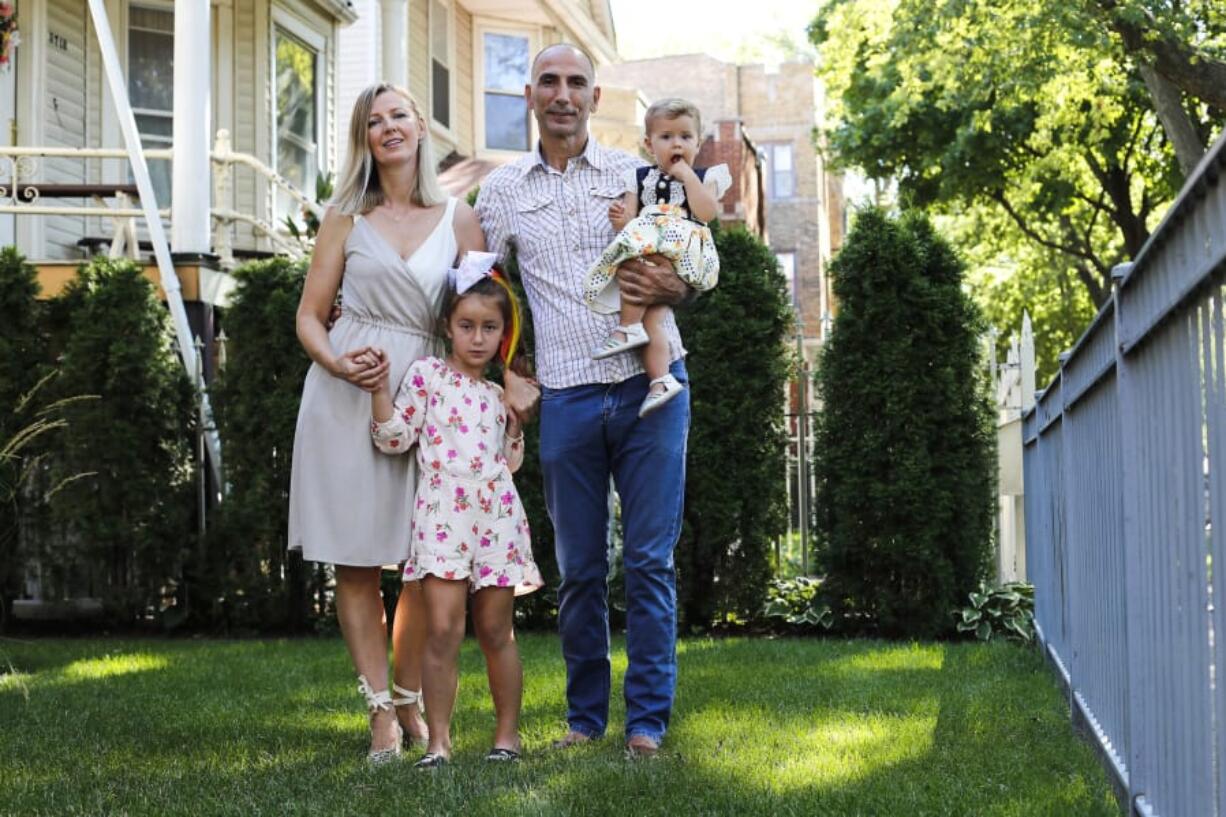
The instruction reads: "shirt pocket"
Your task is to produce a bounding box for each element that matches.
[584,185,625,250]
[514,194,560,257]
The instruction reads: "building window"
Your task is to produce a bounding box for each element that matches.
[274,28,319,223]
[482,32,530,151]
[776,251,796,303]
[763,142,795,200]
[128,4,174,205]
[430,0,451,130]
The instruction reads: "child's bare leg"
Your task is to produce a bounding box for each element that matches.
[642,305,670,393]
[420,577,469,758]
[472,587,522,752]
[612,297,647,343]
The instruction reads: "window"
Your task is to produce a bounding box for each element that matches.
[776,251,796,303]
[482,32,530,151]
[762,142,795,200]
[430,0,451,130]
[128,5,174,205]
[274,28,319,224]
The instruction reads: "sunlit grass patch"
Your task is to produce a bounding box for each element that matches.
[0,635,1120,817]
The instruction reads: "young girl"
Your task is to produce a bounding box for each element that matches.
[370,252,543,767]
[583,97,731,416]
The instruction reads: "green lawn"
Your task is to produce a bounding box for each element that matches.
[0,634,1118,816]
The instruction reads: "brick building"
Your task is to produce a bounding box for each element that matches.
[599,56,845,362]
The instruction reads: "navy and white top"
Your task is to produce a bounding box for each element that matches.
[629,164,732,222]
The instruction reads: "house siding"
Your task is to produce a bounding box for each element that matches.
[44,0,90,258]
[454,4,473,158]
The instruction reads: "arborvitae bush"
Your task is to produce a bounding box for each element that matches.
[206,257,319,632]
[0,248,48,627]
[52,258,196,624]
[675,225,792,628]
[813,209,996,638]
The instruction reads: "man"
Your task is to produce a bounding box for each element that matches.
[478,43,692,758]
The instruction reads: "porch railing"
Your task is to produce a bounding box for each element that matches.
[0,130,322,266]
[1023,131,1226,817]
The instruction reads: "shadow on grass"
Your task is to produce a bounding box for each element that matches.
[0,637,1119,817]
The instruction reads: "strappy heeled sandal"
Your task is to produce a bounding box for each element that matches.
[392,683,429,749]
[357,674,403,765]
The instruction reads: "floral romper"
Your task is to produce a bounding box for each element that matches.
[371,357,543,595]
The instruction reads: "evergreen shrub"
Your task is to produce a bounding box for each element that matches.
[0,248,47,627]
[206,257,320,631]
[675,225,792,628]
[813,209,996,638]
[51,257,196,624]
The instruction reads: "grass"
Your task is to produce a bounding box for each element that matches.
[0,634,1118,816]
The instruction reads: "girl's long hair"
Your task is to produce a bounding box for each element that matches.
[331,83,448,215]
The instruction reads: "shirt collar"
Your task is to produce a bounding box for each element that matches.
[523,136,603,178]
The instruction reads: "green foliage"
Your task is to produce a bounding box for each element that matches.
[283,172,335,241]
[50,258,196,624]
[0,247,45,626]
[813,209,997,638]
[810,0,1226,345]
[675,225,792,628]
[206,257,320,631]
[760,576,834,632]
[957,581,1036,643]
[948,211,1099,384]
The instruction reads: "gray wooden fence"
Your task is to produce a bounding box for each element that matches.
[1023,132,1226,817]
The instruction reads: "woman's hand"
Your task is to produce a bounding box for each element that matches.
[503,368,540,424]
[334,347,389,393]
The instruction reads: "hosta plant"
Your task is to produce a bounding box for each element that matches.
[956,581,1035,643]
[762,576,834,632]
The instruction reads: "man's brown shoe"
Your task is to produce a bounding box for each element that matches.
[550,730,595,750]
[625,735,659,758]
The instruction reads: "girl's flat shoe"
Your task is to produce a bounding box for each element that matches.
[639,373,684,417]
[485,747,522,762]
[413,752,449,769]
[592,322,650,359]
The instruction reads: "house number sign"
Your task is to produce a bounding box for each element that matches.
[48,32,69,51]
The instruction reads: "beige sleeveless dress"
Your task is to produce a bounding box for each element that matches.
[288,197,457,566]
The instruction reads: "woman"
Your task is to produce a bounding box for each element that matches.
[288,83,484,763]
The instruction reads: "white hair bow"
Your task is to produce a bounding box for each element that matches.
[448,251,499,294]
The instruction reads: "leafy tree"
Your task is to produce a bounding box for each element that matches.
[206,257,320,631]
[51,258,196,624]
[675,226,792,628]
[947,210,1098,384]
[811,0,1225,308]
[813,209,996,638]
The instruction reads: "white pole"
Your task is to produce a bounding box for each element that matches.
[380,0,408,87]
[172,0,212,253]
[86,0,223,489]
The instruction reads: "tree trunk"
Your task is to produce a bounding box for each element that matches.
[1098,1,1226,111]
[1139,64,1206,178]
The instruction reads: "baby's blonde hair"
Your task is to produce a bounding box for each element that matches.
[644,98,703,137]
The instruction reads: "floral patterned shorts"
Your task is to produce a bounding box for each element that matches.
[402,469,543,596]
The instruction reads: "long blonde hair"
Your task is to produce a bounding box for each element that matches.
[331,83,448,215]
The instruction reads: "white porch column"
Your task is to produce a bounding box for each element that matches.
[380,0,409,87]
[171,0,212,254]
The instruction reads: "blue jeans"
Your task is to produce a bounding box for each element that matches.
[539,359,689,743]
